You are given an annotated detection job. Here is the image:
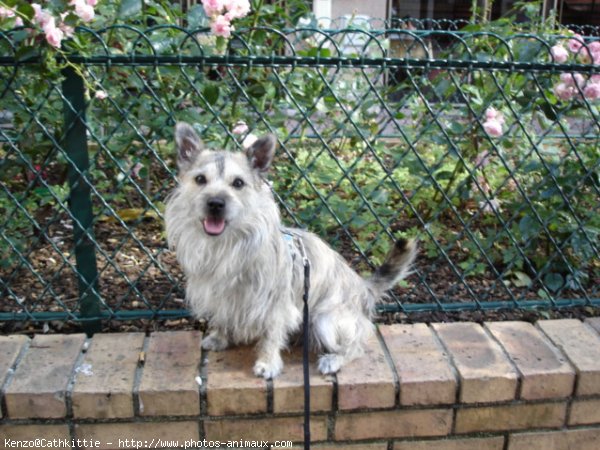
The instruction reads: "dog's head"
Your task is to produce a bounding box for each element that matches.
[172,122,277,237]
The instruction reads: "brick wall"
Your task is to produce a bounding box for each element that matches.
[1,318,600,449]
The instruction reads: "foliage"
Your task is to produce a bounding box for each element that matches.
[0,0,598,302]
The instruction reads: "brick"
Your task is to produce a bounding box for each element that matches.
[205,415,328,441]
[570,398,600,426]
[432,322,518,403]
[335,409,452,440]
[273,347,333,413]
[336,331,395,410]
[381,324,456,406]
[138,330,201,416]
[455,402,567,433]
[206,344,267,416]
[394,436,505,450]
[508,428,600,450]
[4,334,85,418]
[486,321,575,400]
[585,317,600,335]
[75,421,199,450]
[72,332,144,419]
[0,335,29,419]
[538,319,600,396]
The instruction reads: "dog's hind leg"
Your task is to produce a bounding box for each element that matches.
[202,328,229,352]
[314,312,372,374]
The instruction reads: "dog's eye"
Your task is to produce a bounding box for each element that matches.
[195,174,207,185]
[232,177,245,189]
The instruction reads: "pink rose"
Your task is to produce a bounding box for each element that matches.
[94,90,108,100]
[588,41,600,64]
[224,0,250,19]
[87,0,98,5]
[554,82,575,101]
[568,33,584,53]
[0,6,15,18]
[485,106,498,120]
[483,118,503,137]
[584,82,600,100]
[551,45,569,63]
[15,16,23,26]
[71,0,95,23]
[32,4,52,28]
[485,107,504,125]
[59,12,75,37]
[232,121,249,134]
[202,0,225,16]
[43,18,64,48]
[211,14,233,37]
[560,72,585,88]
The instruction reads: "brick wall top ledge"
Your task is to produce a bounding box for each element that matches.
[0,319,600,428]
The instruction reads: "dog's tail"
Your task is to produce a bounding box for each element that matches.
[368,238,418,299]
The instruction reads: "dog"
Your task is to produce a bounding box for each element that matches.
[165,122,417,379]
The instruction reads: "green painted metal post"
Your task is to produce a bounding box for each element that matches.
[62,66,101,335]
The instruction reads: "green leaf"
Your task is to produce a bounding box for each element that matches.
[187,4,209,29]
[512,271,533,288]
[202,84,219,105]
[16,3,34,21]
[15,45,38,62]
[519,215,539,240]
[543,272,564,292]
[119,0,143,19]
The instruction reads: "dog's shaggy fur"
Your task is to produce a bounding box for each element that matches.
[165,122,417,379]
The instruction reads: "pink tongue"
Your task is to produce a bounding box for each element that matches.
[203,217,226,235]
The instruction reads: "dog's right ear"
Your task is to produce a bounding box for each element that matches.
[175,122,203,172]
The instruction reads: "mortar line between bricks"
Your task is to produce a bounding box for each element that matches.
[534,325,578,396]
[565,394,575,428]
[482,323,523,400]
[67,336,89,420]
[0,337,31,419]
[132,333,151,416]
[67,336,91,443]
[584,322,600,340]
[428,323,461,434]
[375,326,401,408]
[502,432,510,450]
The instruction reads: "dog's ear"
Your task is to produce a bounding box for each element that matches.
[246,134,276,172]
[175,122,203,172]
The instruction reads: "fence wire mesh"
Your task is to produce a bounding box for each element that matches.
[1,23,599,330]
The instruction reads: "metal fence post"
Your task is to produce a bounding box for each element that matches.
[62,66,101,335]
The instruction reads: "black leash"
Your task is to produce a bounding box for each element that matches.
[296,236,311,450]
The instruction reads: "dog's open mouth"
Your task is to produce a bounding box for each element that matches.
[203,217,226,236]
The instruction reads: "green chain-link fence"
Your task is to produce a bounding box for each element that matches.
[1,22,599,333]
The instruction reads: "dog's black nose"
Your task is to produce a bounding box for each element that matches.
[207,197,226,214]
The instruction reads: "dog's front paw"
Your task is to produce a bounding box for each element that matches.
[318,353,344,374]
[201,333,228,352]
[253,357,283,380]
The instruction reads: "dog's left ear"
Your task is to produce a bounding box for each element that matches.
[175,122,203,172]
[246,134,276,172]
